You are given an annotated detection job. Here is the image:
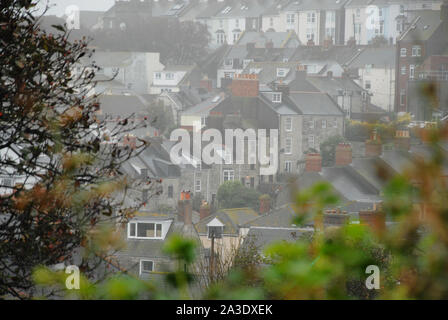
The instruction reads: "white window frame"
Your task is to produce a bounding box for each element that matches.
[285,137,292,154]
[272,92,282,103]
[401,66,407,75]
[308,135,315,148]
[285,117,292,132]
[165,73,174,80]
[284,161,292,173]
[307,12,316,24]
[410,65,415,79]
[195,178,201,193]
[128,222,163,239]
[155,72,161,80]
[400,48,407,57]
[139,260,154,275]
[412,46,421,57]
[322,120,327,129]
[286,14,295,24]
[309,120,315,129]
[223,170,234,182]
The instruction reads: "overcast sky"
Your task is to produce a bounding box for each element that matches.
[36,0,114,17]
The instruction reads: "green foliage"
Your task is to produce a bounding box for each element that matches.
[217,181,261,210]
[320,135,346,167]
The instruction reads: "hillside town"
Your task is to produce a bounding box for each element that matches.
[2,0,448,300]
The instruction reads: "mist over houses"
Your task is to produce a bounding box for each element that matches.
[36,0,448,281]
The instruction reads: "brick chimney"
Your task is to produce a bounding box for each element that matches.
[259,194,271,215]
[322,37,333,50]
[200,78,213,92]
[231,74,259,97]
[307,39,315,46]
[335,143,352,166]
[305,153,322,172]
[199,201,211,220]
[265,40,274,49]
[323,209,350,226]
[365,129,382,157]
[178,191,192,225]
[394,128,411,151]
[123,134,137,150]
[359,203,386,233]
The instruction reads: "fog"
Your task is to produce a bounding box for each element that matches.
[36,0,114,16]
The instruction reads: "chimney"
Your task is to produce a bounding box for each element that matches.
[323,37,333,50]
[265,40,274,49]
[335,143,352,166]
[199,201,211,220]
[259,194,271,215]
[178,191,193,225]
[365,129,383,157]
[359,204,386,233]
[200,78,213,92]
[347,37,356,48]
[327,71,333,79]
[295,64,307,81]
[246,42,256,51]
[123,134,137,150]
[323,209,350,227]
[394,128,411,151]
[231,74,259,97]
[305,153,322,172]
[307,39,315,46]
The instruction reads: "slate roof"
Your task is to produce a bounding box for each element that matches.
[243,227,313,251]
[213,0,268,18]
[298,0,349,10]
[244,61,303,85]
[182,94,226,116]
[287,92,344,116]
[236,31,300,48]
[347,46,396,69]
[291,45,362,66]
[98,94,149,117]
[195,208,260,235]
[399,10,443,42]
[243,204,299,228]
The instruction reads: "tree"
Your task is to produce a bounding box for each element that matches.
[146,100,175,137]
[320,135,345,167]
[0,0,149,298]
[217,181,261,210]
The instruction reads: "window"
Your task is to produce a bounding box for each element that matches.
[309,120,315,129]
[168,186,173,198]
[165,73,174,80]
[235,19,239,28]
[277,68,287,77]
[128,222,162,239]
[356,8,361,18]
[217,32,226,44]
[306,27,315,40]
[365,80,371,89]
[155,72,161,80]
[223,170,234,182]
[285,117,292,131]
[400,48,407,57]
[201,116,206,127]
[270,17,274,27]
[2,178,14,187]
[308,135,315,148]
[285,138,292,154]
[412,46,421,57]
[287,14,295,24]
[250,177,255,188]
[410,65,415,79]
[400,89,406,105]
[272,92,282,103]
[322,120,327,129]
[400,5,405,14]
[284,161,292,173]
[140,260,154,275]
[219,20,223,28]
[195,179,201,193]
[401,66,407,75]
[307,12,316,24]
[233,32,240,43]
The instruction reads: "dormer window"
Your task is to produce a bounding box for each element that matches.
[128,221,163,239]
[277,68,289,77]
[166,73,174,80]
[272,92,282,103]
[155,72,161,80]
[207,218,224,239]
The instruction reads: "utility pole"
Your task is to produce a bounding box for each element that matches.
[209,235,215,283]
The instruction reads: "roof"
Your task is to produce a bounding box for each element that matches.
[236,31,300,48]
[399,10,443,42]
[182,94,225,116]
[98,94,149,117]
[243,226,312,251]
[291,45,362,66]
[243,204,299,228]
[213,0,269,19]
[347,46,396,69]
[287,92,344,116]
[244,61,303,85]
[298,0,349,10]
[195,208,260,235]
[321,165,382,202]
